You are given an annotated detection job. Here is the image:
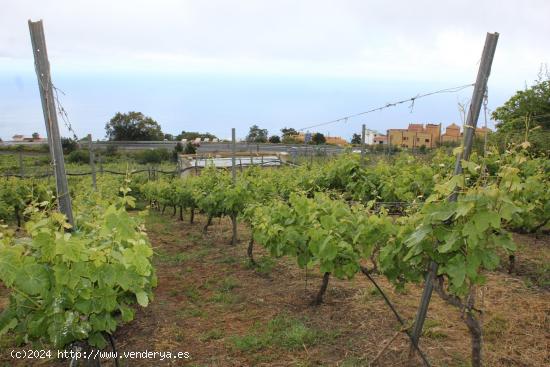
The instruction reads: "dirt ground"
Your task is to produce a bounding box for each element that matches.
[1,211,549,366]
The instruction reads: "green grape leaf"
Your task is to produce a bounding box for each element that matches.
[135,291,149,307]
[14,263,50,296]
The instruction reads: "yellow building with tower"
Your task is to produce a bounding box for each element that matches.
[388,123,492,148]
[388,123,441,149]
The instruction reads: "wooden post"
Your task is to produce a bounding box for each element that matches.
[98,152,103,175]
[409,32,499,355]
[231,128,237,245]
[88,134,96,190]
[29,19,74,227]
[231,129,236,183]
[361,124,366,166]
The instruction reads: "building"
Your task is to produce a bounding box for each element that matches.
[475,126,491,138]
[11,134,47,143]
[388,123,441,149]
[373,135,388,145]
[441,123,461,143]
[441,124,492,144]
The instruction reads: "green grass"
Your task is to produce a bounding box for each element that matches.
[229,314,337,352]
[199,328,225,342]
[183,285,202,303]
[339,356,369,367]
[247,256,276,275]
[155,250,189,265]
[484,314,508,342]
[421,319,448,340]
[178,306,206,319]
[215,255,239,264]
[209,277,242,305]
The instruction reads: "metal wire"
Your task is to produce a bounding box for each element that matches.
[297,83,475,131]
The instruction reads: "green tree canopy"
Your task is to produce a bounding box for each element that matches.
[268,135,281,143]
[281,127,299,144]
[492,76,550,132]
[105,112,164,141]
[311,132,326,145]
[281,127,298,137]
[491,74,550,155]
[246,125,268,143]
[351,133,361,144]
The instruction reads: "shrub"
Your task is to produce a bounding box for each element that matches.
[183,142,196,155]
[67,150,90,164]
[134,149,170,164]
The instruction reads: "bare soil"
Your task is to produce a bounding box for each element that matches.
[1,212,549,367]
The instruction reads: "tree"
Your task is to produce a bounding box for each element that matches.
[491,73,550,155]
[172,141,184,161]
[105,112,164,141]
[268,135,281,144]
[61,137,78,154]
[246,125,268,143]
[183,142,197,154]
[351,133,361,145]
[164,134,175,141]
[281,127,298,137]
[32,132,40,140]
[311,133,326,145]
[281,127,299,144]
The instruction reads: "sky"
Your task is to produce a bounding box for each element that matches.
[1,0,549,141]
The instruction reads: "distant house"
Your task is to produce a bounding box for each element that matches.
[373,135,388,145]
[12,134,25,142]
[441,124,492,143]
[475,126,491,138]
[441,123,461,143]
[388,123,442,149]
[11,134,47,143]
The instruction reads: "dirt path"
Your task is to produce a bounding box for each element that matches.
[1,211,548,366]
[112,212,549,367]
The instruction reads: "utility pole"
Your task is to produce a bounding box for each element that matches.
[29,19,74,227]
[409,32,499,356]
[361,124,366,166]
[88,134,96,190]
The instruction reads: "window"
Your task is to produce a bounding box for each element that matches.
[403,136,408,141]
[425,139,430,143]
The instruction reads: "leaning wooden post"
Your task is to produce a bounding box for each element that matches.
[361,124,366,166]
[231,128,237,245]
[88,134,96,190]
[409,32,499,358]
[29,19,74,227]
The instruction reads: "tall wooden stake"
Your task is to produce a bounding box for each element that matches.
[88,134,96,190]
[361,124,366,166]
[409,32,499,356]
[29,19,74,227]
[231,128,237,246]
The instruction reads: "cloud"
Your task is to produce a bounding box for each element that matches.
[0,0,548,85]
